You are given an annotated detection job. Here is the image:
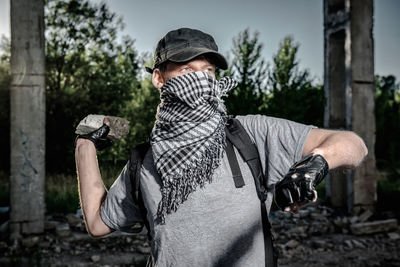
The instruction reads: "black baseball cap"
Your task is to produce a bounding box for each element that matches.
[146,28,228,73]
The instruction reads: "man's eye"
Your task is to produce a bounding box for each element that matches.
[181,67,190,72]
[205,67,215,73]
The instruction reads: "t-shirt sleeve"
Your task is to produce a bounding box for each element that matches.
[236,114,315,187]
[100,163,145,233]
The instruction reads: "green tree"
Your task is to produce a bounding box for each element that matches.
[375,75,400,179]
[225,28,268,115]
[45,0,140,172]
[263,36,324,126]
[0,36,11,172]
[124,77,160,147]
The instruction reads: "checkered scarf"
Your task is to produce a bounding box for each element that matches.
[150,71,237,223]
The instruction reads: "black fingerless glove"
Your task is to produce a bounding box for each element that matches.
[77,123,113,151]
[274,154,329,210]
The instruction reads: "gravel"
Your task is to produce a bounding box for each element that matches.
[0,204,399,267]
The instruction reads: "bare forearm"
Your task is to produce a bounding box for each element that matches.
[75,139,112,236]
[304,129,368,170]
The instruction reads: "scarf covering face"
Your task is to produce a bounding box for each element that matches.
[150,71,237,223]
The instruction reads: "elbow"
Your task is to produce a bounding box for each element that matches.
[352,134,368,168]
[88,232,106,238]
[86,223,109,238]
[84,217,112,237]
[86,226,103,238]
[358,134,368,159]
[362,141,368,158]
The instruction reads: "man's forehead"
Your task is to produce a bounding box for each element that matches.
[169,55,216,67]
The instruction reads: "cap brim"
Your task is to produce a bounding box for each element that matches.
[169,47,228,70]
[145,66,154,74]
[145,47,228,74]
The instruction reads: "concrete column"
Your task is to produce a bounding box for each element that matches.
[349,0,377,213]
[323,0,377,213]
[324,0,350,210]
[10,0,46,239]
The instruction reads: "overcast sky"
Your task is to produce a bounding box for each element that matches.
[0,0,399,81]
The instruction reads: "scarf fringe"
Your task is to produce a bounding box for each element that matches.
[156,116,227,223]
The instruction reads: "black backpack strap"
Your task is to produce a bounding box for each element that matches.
[128,142,151,240]
[225,118,268,200]
[225,117,277,267]
[226,139,245,188]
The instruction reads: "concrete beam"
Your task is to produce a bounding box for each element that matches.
[10,0,46,238]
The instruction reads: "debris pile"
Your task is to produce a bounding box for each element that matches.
[0,204,399,266]
[270,205,400,266]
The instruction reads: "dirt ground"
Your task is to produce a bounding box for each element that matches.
[0,204,399,266]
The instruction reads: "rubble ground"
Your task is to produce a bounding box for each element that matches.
[0,204,399,267]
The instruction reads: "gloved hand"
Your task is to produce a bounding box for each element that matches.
[76,123,113,151]
[274,154,329,211]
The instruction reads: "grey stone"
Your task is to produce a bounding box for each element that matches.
[66,232,91,242]
[54,245,61,253]
[66,213,82,227]
[61,241,70,249]
[131,253,149,265]
[45,235,54,242]
[311,212,327,221]
[312,239,329,249]
[351,239,366,249]
[344,239,354,249]
[349,216,359,224]
[350,219,398,235]
[321,208,330,217]
[282,211,292,219]
[298,209,310,218]
[44,220,60,230]
[288,226,307,235]
[137,245,151,254]
[21,236,40,247]
[76,209,83,218]
[333,217,344,228]
[75,114,130,141]
[284,239,300,249]
[306,206,316,212]
[55,223,71,237]
[91,254,101,262]
[358,209,373,222]
[387,232,400,240]
[74,249,83,255]
[308,222,330,235]
[274,210,285,219]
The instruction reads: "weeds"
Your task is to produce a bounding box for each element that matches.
[0,166,121,214]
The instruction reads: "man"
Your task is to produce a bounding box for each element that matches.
[75,28,368,266]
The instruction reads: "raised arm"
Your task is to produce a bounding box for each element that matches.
[75,125,113,237]
[274,128,368,212]
[302,128,368,169]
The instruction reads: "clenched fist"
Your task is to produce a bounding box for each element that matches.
[274,154,329,211]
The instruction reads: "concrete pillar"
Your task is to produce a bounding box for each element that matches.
[349,0,377,213]
[323,0,377,214]
[10,0,46,239]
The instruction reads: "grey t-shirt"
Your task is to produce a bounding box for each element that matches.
[101,114,313,267]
